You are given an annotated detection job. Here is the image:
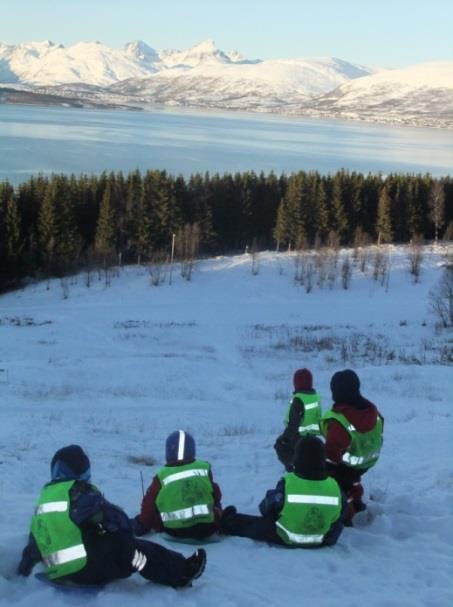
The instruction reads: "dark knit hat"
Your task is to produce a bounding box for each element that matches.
[293,436,326,479]
[166,430,196,464]
[50,445,91,481]
[330,369,362,406]
[293,368,313,392]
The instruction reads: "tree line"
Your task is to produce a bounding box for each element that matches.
[0,169,452,291]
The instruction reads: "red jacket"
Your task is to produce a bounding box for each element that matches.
[324,399,382,465]
[137,460,222,532]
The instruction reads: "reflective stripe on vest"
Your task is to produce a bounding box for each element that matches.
[287,494,340,506]
[275,522,324,545]
[321,410,383,470]
[161,468,209,486]
[342,450,381,466]
[43,544,87,568]
[36,501,68,515]
[304,403,319,411]
[298,423,321,433]
[160,504,211,522]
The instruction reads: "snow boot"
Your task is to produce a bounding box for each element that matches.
[179,549,206,587]
[220,506,237,533]
[343,501,356,527]
[353,499,367,513]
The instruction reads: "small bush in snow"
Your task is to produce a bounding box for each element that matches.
[219,424,256,437]
[127,455,156,466]
[429,263,453,327]
[407,235,424,283]
[341,255,352,290]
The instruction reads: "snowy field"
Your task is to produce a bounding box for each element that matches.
[0,246,452,607]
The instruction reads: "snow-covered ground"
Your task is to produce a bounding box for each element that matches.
[0,246,452,606]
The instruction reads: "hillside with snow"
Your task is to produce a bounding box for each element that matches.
[304,61,453,128]
[0,245,452,606]
[1,38,451,127]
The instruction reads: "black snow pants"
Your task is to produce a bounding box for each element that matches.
[66,530,188,587]
[222,512,344,547]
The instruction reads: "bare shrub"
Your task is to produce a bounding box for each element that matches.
[294,251,305,284]
[176,223,200,281]
[327,252,337,290]
[372,248,389,286]
[219,424,256,437]
[85,269,93,288]
[127,455,156,466]
[429,181,445,243]
[327,230,340,267]
[149,251,167,287]
[60,277,69,299]
[304,261,315,293]
[315,248,328,288]
[341,255,352,290]
[407,235,424,283]
[104,267,112,287]
[250,238,260,276]
[443,221,453,241]
[430,263,453,327]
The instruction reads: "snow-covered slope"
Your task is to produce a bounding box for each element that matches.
[0,38,372,98]
[1,39,452,127]
[111,56,372,111]
[306,61,453,127]
[0,246,452,606]
[0,40,156,86]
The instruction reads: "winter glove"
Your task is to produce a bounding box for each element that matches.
[274,436,294,466]
[101,503,133,533]
[132,515,150,537]
[17,536,41,577]
[17,553,36,577]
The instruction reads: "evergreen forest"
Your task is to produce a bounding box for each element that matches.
[0,169,452,291]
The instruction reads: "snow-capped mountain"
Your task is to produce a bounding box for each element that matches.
[303,61,453,127]
[109,56,374,112]
[0,40,155,86]
[0,38,451,127]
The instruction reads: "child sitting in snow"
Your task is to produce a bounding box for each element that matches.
[222,436,345,547]
[17,444,206,587]
[133,430,222,539]
[320,369,384,526]
[274,368,322,471]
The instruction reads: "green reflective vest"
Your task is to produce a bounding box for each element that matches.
[284,391,322,436]
[321,410,384,470]
[156,460,215,529]
[276,473,342,547]
[31,481,87,579]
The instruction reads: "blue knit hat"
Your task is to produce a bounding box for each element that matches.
[50,445,91,481]
[165,430,196,464]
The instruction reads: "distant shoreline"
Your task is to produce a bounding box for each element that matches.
[1,86,451,131]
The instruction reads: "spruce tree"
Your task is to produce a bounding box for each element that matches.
[429,180,445,243]
[376,185,393,244]
[38,181,57,270]
[5,195,21,261]
[95,183,116,263]
[330,175,348,242]
[314,178,329,242]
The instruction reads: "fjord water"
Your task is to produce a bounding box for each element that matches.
[0,104,452,184]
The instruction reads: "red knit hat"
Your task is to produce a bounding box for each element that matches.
[293,368,313,391]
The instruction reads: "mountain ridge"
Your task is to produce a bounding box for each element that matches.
[0,39,451,128]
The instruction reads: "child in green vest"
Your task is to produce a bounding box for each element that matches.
[222,436,345,547]
[133,430,222,539]
[320,369,384,526]
[17,445,206,587]
[274,368,322,471]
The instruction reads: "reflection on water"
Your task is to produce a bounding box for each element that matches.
[0,104,452,184]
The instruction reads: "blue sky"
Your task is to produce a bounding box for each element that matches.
[1,0,452,68]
